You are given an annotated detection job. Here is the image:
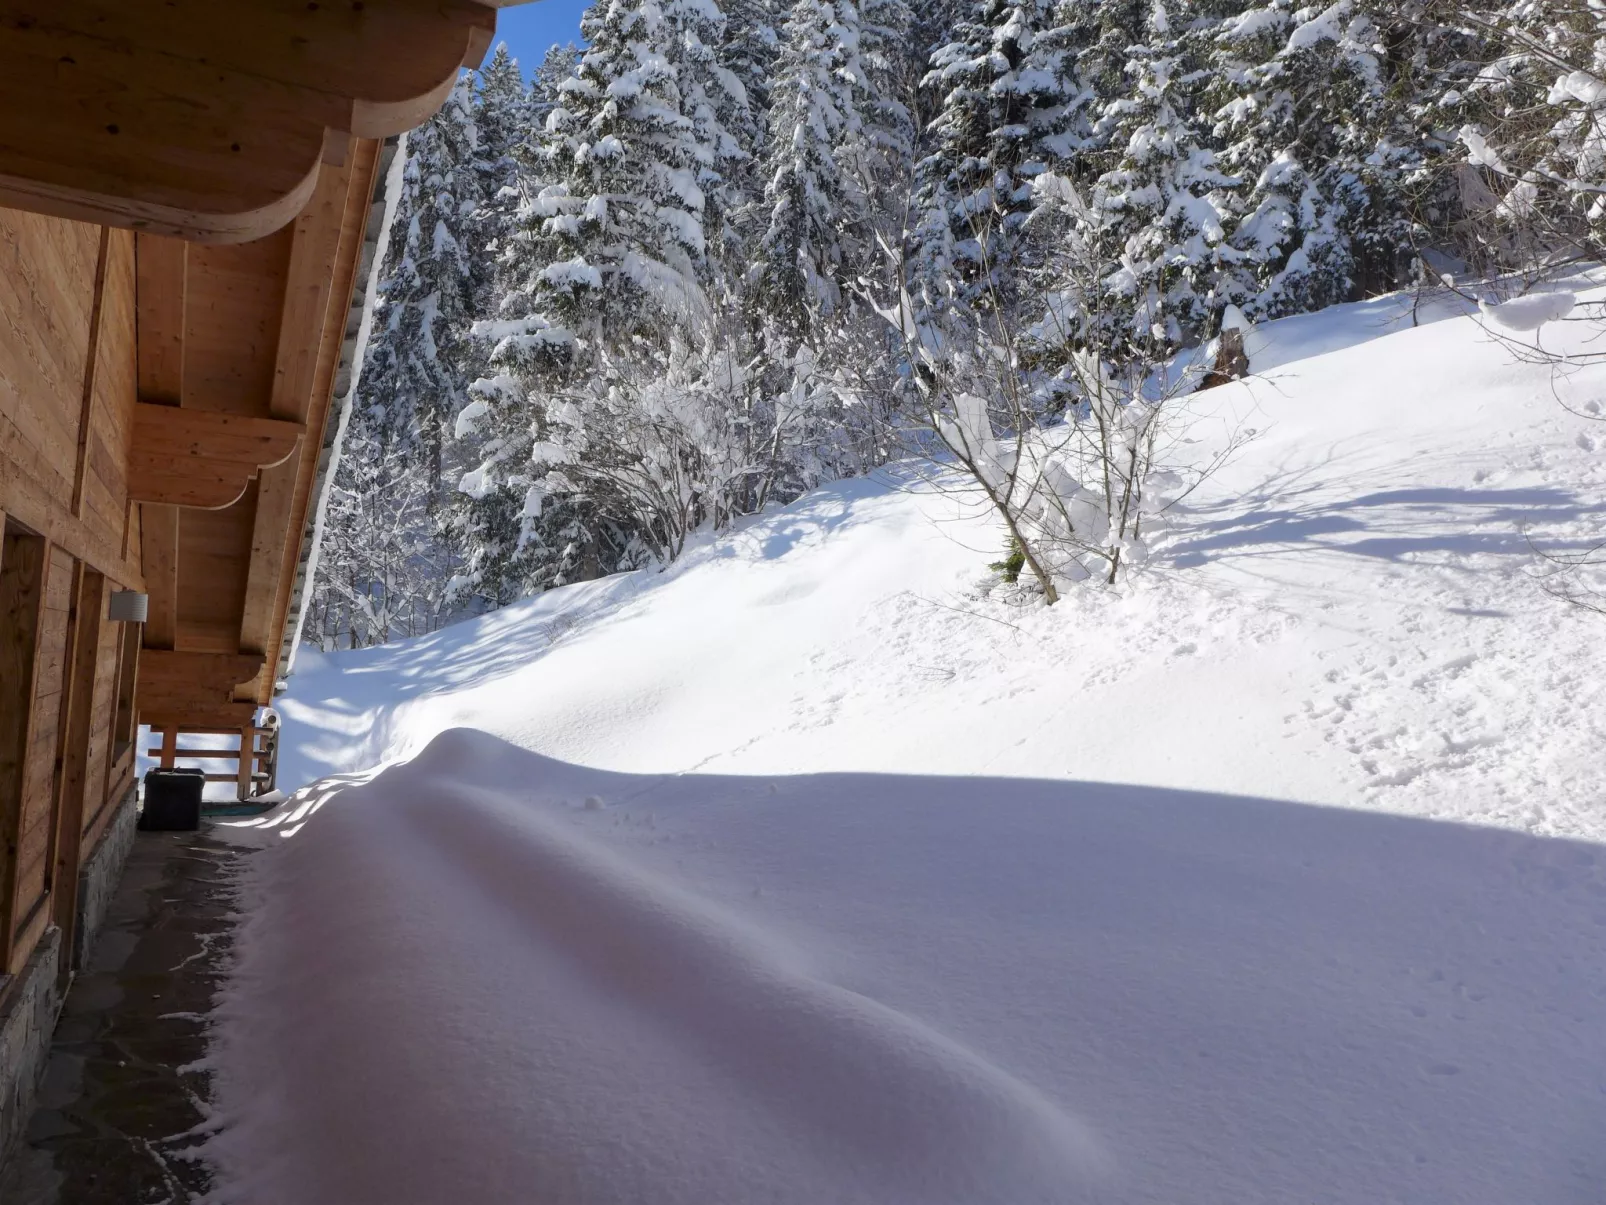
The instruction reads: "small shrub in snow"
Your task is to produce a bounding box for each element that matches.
[932,348,1192,594]
[990,536,1026,584]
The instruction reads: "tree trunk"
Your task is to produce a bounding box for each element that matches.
[1201,328,1249,390]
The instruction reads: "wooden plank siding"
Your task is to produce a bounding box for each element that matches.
[185,232,294,418]
[11,545,76,963]
[50,568,107,969]
[0,210,142,978]
[0,211,144,591]
[79,230,138,539]
[0,525,46,972]
[0,212,97,505]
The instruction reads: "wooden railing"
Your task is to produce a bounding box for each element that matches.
[143,721,279,802]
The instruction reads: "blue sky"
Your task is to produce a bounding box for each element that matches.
[492,0,589,77]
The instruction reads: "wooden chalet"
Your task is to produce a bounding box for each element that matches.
[0,0,529,1156]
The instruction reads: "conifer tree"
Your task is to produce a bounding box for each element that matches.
[1085,0,1238,352]
[911,0,1085,315]
[1209,0,1411,312]
[854,0,918,192]
[312,77,484,642]
[529,0,741,343]
[759,0,870,325]
[380,75,483,492]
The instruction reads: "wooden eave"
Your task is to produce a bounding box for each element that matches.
[0,0,523,243]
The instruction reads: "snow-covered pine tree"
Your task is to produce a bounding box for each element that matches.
[474,43,533,292]
[380,74,484,494]
[445,46,546,609]
[1211,0,1422,312]
[1204,0,1355,317]
[759,0,870,326]
[312,75,485,642]
[854,0,918,195]
[458,0,760,594]
[1078,0,1238,355]
[533,42,583,126]
[307,391,455,648]
[478,44,533,171]
[910,0,1086,317]
[528,0,747,342]
[713,0,779,238]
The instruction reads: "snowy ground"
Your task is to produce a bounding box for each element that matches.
[205,292,1606,1204]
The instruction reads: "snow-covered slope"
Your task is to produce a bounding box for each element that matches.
[272,289,1606,834]
[207,294,1606,1205]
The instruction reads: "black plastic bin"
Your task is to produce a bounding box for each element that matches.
[139,768,205,831]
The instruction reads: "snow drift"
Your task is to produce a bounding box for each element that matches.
[209,729,1606,1205]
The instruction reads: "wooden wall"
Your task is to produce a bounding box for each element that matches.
[9,545,74,957]
[0,208,142,982]
[0,213,143,588]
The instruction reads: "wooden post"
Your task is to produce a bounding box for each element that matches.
[236,724,255,801]
[70,228,113,519]
[140,504,180,651]
[52,569,105,980]
[159,725,178,770]
[0,525,49,973]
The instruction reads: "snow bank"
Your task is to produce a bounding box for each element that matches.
[211,730,1106,1205]
[210,728,1606,1205]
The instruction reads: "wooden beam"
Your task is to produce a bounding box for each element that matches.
[270,148,359,424]
[128,464,266,511]
[236,725,255,800]
[240,146,362,662]
[135,235,187,406]
[158,748,270,764]
[0,0,505,242]
[241,463,299,658]
[253,139,383,700]
[132,405,305,469]
[128,403,304,510]
[70,227,113,518]
[141,704,261,733]
[51,567,104,979]
[139,503,178,650]
[0,526,48,972]
[136,649,264,722]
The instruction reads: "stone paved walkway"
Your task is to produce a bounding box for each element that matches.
[0,829,248,1205]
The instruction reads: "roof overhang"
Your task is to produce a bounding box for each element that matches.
[0,0,531,243]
